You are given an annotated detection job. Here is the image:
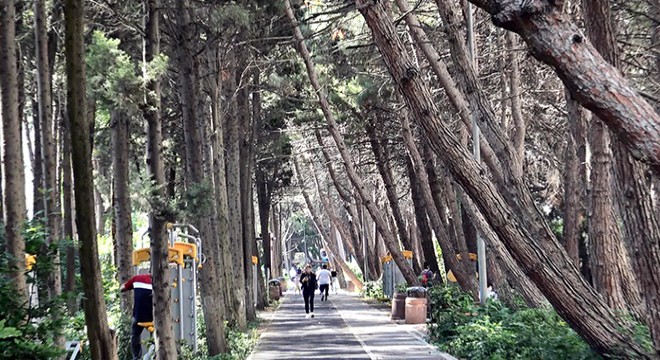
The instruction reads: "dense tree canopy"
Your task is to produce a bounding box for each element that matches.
[1,0,659,358]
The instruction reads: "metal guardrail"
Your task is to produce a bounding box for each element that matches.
[65,341,81,360]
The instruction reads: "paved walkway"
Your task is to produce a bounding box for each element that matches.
[248,290,455,360]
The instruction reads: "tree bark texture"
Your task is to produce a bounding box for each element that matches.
[295,157,363,290]
[1,0,28,309]
[401,113,477,296]
[64,0,117,357]
[204,46,236,319]
[36,0,63,315]
[583,0,646,320]
[308,161,364,290]
[143,0,179,357]
[285,0,418,285]
[314,130,361,259]
[394,0,503,180]
[505,32,526,177]
[175,0,227,352]
[32,97,45,217]
[356,1,651,357]
[406,158,437,273]
[201,64,236,328]
[469,0,660,175]
[365,117,416,270]
[562,89,587,267]
[225,50,248,329]
[61,104,77,315]
[237,49,257,322]
[588,103,641,314]
[583,0,659,350]
[111,109,134,316]
[253,66,274,279]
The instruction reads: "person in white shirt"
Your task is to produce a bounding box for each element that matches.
[316,264,332,301]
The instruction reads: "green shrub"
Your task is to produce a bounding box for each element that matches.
[427,285,601,360]
[0,256,66,360]
[362,281,384,300]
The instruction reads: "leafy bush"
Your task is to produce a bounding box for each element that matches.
[220,325,259,360]
[427,285,601,360]
[362,281,384,300]
[0,253,66,359]
[178,321,259,360]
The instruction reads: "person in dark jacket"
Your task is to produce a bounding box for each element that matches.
[121,273,153,360]
[299,264,317,318]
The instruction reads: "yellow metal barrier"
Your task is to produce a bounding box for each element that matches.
[381,250,413,264]
[132,247,185,266]
[251,256,258,265]
[132,248,151,266]
[456,252,478,261]
[172,242,198,262]
[25,254,36,271]
[447,253,478,282]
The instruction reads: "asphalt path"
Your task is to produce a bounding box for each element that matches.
[248,290,454,360]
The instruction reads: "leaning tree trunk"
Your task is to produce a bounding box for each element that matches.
[395,0,503,180]
[285,0,418,285]
[406,158,438,273]
[1,0,28,311]
[421,140,474,280]
[401,112,477,297]
[175,0,226,353]
[307,157,363,289]
[365,117,416,273]
[64,0,117,357]
[295,157,363,290]
[356,1,651,357]
[314,130,362,267]
[111,109,133,316]
[396,0,482,278]
[468,0,660,175]
[459,193,546,307]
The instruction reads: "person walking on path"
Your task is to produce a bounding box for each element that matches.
[120,273,153,360]
[289,265,300,294]
[317,264,332,301]
[330,267,338,294]
[300,264,317,318]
